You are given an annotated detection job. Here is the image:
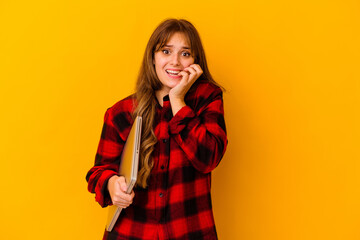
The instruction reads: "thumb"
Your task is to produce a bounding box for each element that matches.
[119,176,128,192]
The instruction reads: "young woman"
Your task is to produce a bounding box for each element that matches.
[86,18,228,240]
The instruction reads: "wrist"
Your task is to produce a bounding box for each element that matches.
[170,98,186,116]
[107,175,118,191]
[169,95,185,106]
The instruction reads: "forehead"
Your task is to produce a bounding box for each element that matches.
[156,32,191,50]
[165,32,190,46]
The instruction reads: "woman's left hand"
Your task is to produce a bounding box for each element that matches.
[169,64,203,115]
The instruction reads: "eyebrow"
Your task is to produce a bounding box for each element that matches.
[163,44,191,50]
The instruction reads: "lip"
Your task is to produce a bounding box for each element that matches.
[165,69,182,79]
[166,68,183,71]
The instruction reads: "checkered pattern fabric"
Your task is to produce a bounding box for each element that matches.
[86,80,228,240]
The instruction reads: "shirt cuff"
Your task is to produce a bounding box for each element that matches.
[169,106,196,134]
[95,170,118,208]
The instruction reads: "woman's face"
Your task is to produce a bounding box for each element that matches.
[154,32,195,94]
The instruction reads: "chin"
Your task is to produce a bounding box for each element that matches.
[169,83,180,89]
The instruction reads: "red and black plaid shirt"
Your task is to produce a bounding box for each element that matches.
[86,79,228,240]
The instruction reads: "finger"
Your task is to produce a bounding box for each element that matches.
[114,190,134,202]
[184,67,197,81]
[113,197,132,205]
[113,192,134,206]
[113,199,127,207]
[184,66,196,75]
[183,67,200,87]
[130,190,135,198]
[128,191,135,201]
[190,64,203,75]
[178,71,189,82]
[178,70,189,77]
[118,176,128,192]
[113,198,132,205]
[114,202,130,208]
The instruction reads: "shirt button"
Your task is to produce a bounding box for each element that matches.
[161,165,164,170]
[159,193,163,198]
[163,139,167,143]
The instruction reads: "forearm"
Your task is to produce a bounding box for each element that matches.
[169,101,227,173]
[169,96,186,116]
[86,166,118,207]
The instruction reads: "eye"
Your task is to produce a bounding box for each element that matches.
[182,52,191,57]
[162,49,170,54]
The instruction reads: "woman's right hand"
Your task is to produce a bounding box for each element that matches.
[107,175,135,208]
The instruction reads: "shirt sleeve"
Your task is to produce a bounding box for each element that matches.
[85,108,126,208]
[168,86,228,173]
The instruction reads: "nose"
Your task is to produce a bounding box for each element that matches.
[170,53,180,66]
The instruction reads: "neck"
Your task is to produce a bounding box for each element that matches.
[155,88,169,107]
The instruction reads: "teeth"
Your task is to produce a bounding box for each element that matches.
[166,70,181,75]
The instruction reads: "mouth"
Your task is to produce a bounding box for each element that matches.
[166,69,181,76]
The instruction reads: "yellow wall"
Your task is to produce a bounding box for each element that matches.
[1,0,359,239]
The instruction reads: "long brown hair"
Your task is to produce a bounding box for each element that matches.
[133,18,220,188]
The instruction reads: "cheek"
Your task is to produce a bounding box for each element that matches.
[154,63,162,74]
[184,58,195,67]
[154,58,166,71]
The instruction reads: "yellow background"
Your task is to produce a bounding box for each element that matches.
[1,0,359,239]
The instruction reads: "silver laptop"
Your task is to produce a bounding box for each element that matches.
[106,116,142,232]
